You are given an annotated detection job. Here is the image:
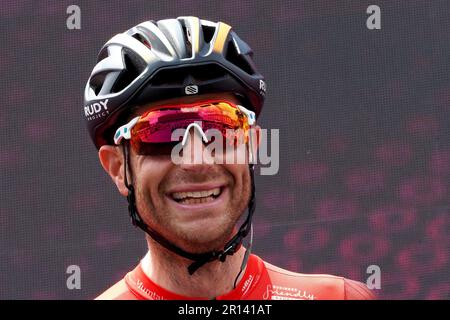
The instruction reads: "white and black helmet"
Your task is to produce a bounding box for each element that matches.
[84,16,266,149]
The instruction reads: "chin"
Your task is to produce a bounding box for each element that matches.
[172,223,235,253]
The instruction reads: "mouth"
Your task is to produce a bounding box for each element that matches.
[171,187,222,205]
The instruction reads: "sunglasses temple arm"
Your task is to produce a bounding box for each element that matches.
[114,117,140,145]
[237,105,256,164]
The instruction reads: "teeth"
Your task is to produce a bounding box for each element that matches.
[178,196,215,205]
[172,187,221,200]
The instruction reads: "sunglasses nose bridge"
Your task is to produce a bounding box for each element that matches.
[178,123,211,165]
[181,122,208,146]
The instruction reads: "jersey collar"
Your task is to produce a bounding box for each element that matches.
[125,254,264,300]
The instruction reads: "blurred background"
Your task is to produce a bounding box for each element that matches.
[1,0,449,299]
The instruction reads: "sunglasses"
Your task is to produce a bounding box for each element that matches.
[114,100,256,158]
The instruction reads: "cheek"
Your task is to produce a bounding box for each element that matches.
[229,165,252,223]
[225,164,250,198]
[133,157,173,202]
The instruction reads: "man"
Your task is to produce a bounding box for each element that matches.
[84,16,375,300]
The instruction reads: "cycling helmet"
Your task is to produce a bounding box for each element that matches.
[84,16,266,149]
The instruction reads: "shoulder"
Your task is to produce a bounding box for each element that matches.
[262,260,376,300]
[95,278,139,300]
[342,278,377,300]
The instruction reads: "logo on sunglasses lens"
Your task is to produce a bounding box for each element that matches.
[185,85,198,95]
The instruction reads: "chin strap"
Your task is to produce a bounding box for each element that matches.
[122,142,256,275]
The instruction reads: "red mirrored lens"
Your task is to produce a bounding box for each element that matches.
[130,100,249,155]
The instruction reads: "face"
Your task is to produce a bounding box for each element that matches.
[123,94,252,254]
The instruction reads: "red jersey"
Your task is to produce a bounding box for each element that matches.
[96,254,376,300]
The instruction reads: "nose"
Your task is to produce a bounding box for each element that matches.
[179,124,210,166]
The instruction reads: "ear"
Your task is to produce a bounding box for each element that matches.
[98,145,129,197]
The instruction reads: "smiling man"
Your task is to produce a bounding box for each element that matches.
[84,16,375,300]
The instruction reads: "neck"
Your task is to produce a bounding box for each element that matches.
[141,236,247,299]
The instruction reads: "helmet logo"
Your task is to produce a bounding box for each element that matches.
[259,80,266,94]
[84,99,109,121]
[185,85,198,95]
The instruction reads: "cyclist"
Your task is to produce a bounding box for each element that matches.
[84,16,375,300]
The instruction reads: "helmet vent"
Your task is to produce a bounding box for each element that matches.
[97,48,109,62]
[90,72,107,95]
[181,25,192,58]
[132,33,152,49]
[202,25,215,43]
[225,41,255,75]
[111,48,145,93]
